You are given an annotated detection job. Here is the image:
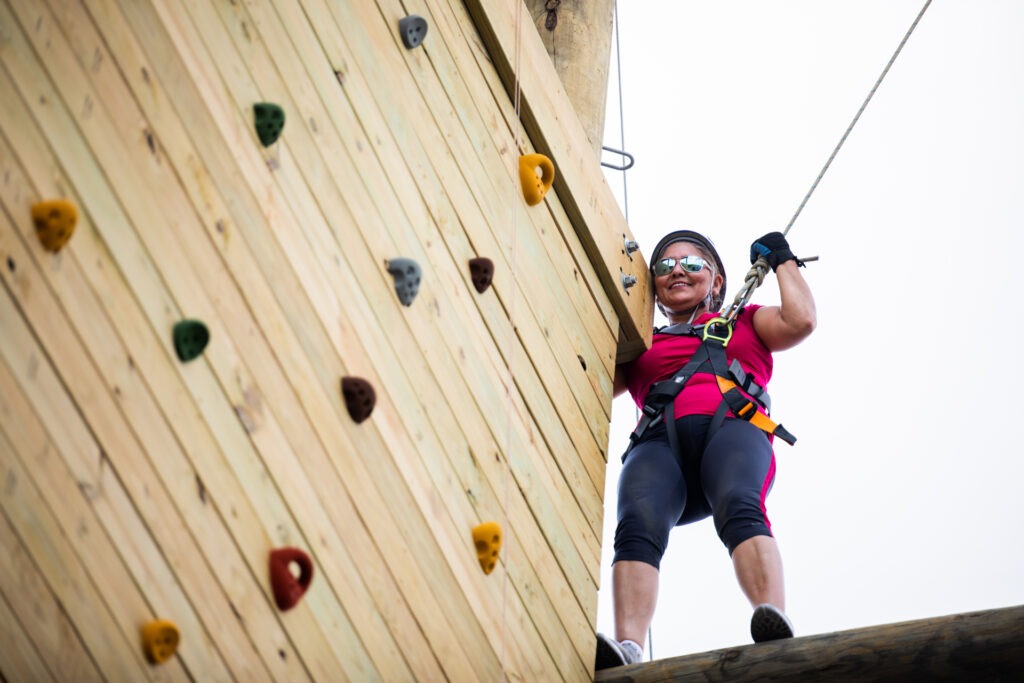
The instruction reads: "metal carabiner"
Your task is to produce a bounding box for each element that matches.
[701,316,733,346]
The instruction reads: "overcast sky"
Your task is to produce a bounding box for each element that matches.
[597,0,1024,658]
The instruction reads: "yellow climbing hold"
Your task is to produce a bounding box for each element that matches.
[518,154,554,206]
[31,199,78,253]
[472,521,502,575]
[141,619,180,665]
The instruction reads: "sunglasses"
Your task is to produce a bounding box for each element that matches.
[652,255,708,276]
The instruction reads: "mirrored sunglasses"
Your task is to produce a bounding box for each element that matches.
[653,255,708,276]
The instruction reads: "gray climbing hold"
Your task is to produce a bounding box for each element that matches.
[399,15,428,49]
[387,258,422,307]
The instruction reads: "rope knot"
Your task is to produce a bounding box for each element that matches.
[746,258,769,289]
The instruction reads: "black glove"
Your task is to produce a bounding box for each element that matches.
[750,232,802,272]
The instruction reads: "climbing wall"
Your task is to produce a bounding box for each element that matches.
[0,0,648,680]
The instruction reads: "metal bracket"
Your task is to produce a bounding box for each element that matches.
[601,146,634,171]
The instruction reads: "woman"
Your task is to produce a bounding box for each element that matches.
[596,230,816,669]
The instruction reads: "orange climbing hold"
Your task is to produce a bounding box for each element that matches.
[141,619,180,665]
[31,199,77,253]
[471,521,502,575]
[518,154,555,206]
[269,547,314,611]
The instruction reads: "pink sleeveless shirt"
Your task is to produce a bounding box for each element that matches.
[622,305,773,419]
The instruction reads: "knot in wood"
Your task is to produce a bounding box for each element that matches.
[545,0,560,30]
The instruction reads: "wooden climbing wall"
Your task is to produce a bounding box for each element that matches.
[0,0,649,681]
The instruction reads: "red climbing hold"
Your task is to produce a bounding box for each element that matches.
[269,547,314,611]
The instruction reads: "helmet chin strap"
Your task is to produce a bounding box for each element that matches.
[660,287,715,323]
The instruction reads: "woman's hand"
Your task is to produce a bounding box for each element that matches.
[750,234,816,351]
[750,231,802,271]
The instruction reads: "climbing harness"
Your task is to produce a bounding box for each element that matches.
[623,316,795,462]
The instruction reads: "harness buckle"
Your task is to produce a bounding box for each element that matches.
[701,317,733,346]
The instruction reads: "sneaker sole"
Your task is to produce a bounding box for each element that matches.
[751,605,794,643]
[595,633,627,670]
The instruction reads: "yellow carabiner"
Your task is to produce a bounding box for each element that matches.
[702,316,733,346]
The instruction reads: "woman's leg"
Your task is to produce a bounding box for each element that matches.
[612,560,660,646]
[731,534,785,609]
[701,420,784,608]
[611,425,690,649]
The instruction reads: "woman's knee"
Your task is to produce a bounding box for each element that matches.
[717,516,773,555]
[612,538,666,569]
[614,502,673,568]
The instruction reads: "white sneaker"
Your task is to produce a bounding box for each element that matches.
[595,633,642,670]
[750,604,795,643]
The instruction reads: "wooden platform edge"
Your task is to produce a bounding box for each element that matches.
[595,605,1024,682]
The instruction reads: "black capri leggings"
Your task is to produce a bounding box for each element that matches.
[613,415,776,569]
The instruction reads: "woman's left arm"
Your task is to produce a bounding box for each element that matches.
[752,258,817,352]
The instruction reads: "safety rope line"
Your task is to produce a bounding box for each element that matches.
[612,1,629,222]
[610,0,655,662]
[499,0,525,678]
[724,0,933,322]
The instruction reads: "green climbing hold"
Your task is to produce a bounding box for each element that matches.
[254,103,285,147]
[173,320,210,362]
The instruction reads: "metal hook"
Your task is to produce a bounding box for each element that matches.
[601,146,634,171]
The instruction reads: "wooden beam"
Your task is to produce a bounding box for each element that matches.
[595,606,1024,682]
[524,0,615,160]
[464,0,652,364]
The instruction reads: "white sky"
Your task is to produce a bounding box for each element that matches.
[597,0,1024,659]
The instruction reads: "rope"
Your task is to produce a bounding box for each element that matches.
[612,1,629,221]
[499,1,525,678]
[723,0,933,321]
[610,0,652,660]
[784,0,933,235]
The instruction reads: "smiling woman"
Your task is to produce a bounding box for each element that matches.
[598,229,815,670]
[650,233,725,323]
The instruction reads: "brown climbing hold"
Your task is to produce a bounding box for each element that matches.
[341,376,375,423]
[468,257,494,293]
[269,547,314,611]
[31,199,78,253]
[471,521,502,575]
[141,619,180,665]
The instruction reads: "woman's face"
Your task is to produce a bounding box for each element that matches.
[653,240,723,321]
